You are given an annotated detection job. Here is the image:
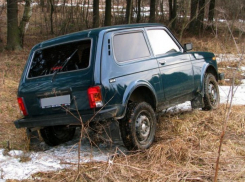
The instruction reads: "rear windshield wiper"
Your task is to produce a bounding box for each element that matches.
[51,49,78,82]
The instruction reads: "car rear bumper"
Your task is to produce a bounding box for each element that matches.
[14,107,118,128]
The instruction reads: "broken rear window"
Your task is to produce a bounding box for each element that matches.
[28,39,91,78]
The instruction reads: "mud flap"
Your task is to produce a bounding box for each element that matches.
[191,94,204,109]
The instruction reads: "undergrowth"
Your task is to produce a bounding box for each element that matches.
[30,105,245,181]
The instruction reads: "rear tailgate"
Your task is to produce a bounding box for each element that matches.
[18,39,94,117]
[19,72,92,116]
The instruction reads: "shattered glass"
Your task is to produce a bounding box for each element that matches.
[28,39,91,78]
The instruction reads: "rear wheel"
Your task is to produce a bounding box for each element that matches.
[202,73,220,110]
[40,125,75,146]
[119,102,156,150]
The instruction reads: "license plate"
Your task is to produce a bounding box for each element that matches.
[40,95,70,108]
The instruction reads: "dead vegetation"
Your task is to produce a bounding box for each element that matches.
[27,105,245,182]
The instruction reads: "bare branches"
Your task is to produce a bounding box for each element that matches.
[214,12,245,182]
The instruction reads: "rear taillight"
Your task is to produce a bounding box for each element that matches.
[17,97,28,116]
[87,86,103,108]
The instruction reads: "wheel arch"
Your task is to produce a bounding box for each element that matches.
[122,80,157,111]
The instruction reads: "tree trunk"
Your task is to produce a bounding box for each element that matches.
[40,0,45,12]
[49,0,54,34]
[168,0,172,22]
[19,0,32,47]
[0,9,3,52]
[93,0,100,28]
[208,0,215,22]
[104,0,111,26]
[197,0,205,30]
[189,0,198,31]
[6,0,21,50]
[159,0,164,21]
[0,28,3,52]
[172,0,177,28]
[125,0,132,24]
[168,0,177,29]
[136,0,141,23]
[86,0,90,28]
[149,0,156,23]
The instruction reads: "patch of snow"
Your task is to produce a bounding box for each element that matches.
[216,54,244,62]
[8,150,24,157]
[167,101,192,113]
[239,19,245,23]
[0,123,125,181]
[218,19,226,23]
[0,137,121,180]
[219,84,245,105]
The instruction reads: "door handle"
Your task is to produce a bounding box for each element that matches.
[158,59,166,65]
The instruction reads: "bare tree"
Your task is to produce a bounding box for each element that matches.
[6,0,21,50]
[6,0,33,50]
[168,0,177,29]
[19,0,32,47]
[197,0,205,30]
[49,0,55,34]
[136,0,141,23]
[149,0,156,23]
[0,5,4,52]
[93,0,100,28]
[0,30,3,52]
[159,0,165,21]
[125,0,132,24]
[40,0,45,11]
[104,0,111,26]
[189,0,198,31]
[208,0,216,22]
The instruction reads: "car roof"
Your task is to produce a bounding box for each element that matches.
[36,23,164,49]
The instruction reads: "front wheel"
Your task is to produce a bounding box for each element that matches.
[40,125,76,146]
[119,102,156,150]
[202,73,220,110]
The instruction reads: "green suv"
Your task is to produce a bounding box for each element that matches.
[14,23,224,150]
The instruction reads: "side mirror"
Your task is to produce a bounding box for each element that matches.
[183,43,193,52]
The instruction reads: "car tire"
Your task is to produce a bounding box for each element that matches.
[40,125,76,146]
[202,73,220,110]
[119,102,156,150]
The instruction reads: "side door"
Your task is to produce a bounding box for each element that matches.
[100,29,161,115]
[146,28,194,102]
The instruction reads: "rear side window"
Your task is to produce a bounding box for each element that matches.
[113,32,150,62]
[28,39,91,78]
[147,29,180,56]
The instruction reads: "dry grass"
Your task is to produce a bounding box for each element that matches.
[0,49,30,150]
[28,105,245,182]
[218,60,245,85]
